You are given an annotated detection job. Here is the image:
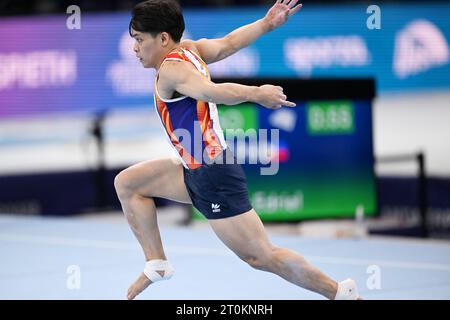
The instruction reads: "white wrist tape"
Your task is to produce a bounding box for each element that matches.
[143,259,174,283]
[334,278,360,300]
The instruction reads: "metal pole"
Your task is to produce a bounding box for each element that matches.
[417,152,428,238]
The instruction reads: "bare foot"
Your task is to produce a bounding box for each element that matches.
[127,270,165,300]
[127,272,152,300]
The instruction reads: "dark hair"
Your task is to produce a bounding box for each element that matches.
[129,0,185,43]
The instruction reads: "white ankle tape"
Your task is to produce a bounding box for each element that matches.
[334,279,360,300]
[143,259,174,283]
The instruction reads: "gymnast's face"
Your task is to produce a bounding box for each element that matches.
[131,28,174,69]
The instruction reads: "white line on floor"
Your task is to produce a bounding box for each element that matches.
[1,232,450,272]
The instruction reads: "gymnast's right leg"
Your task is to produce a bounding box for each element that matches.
[114,158,191,300]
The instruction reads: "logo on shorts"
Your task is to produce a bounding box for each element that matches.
[211,203,221,213]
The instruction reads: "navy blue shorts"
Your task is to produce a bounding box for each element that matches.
[183,148,253,219]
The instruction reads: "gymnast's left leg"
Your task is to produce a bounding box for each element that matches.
[208,209,360,300]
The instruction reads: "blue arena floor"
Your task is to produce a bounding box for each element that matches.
[1,214,450,300]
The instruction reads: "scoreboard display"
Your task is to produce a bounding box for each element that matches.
[193,79,377,221]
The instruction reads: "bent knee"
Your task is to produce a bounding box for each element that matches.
[114,170,135,199]
[242,247,276,271]
[244,256,266,270]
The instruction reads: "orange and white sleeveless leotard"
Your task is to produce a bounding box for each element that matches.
[153,47,227,170]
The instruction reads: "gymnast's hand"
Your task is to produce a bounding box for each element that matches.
[255,84,296,109]
[263,0,303,31]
